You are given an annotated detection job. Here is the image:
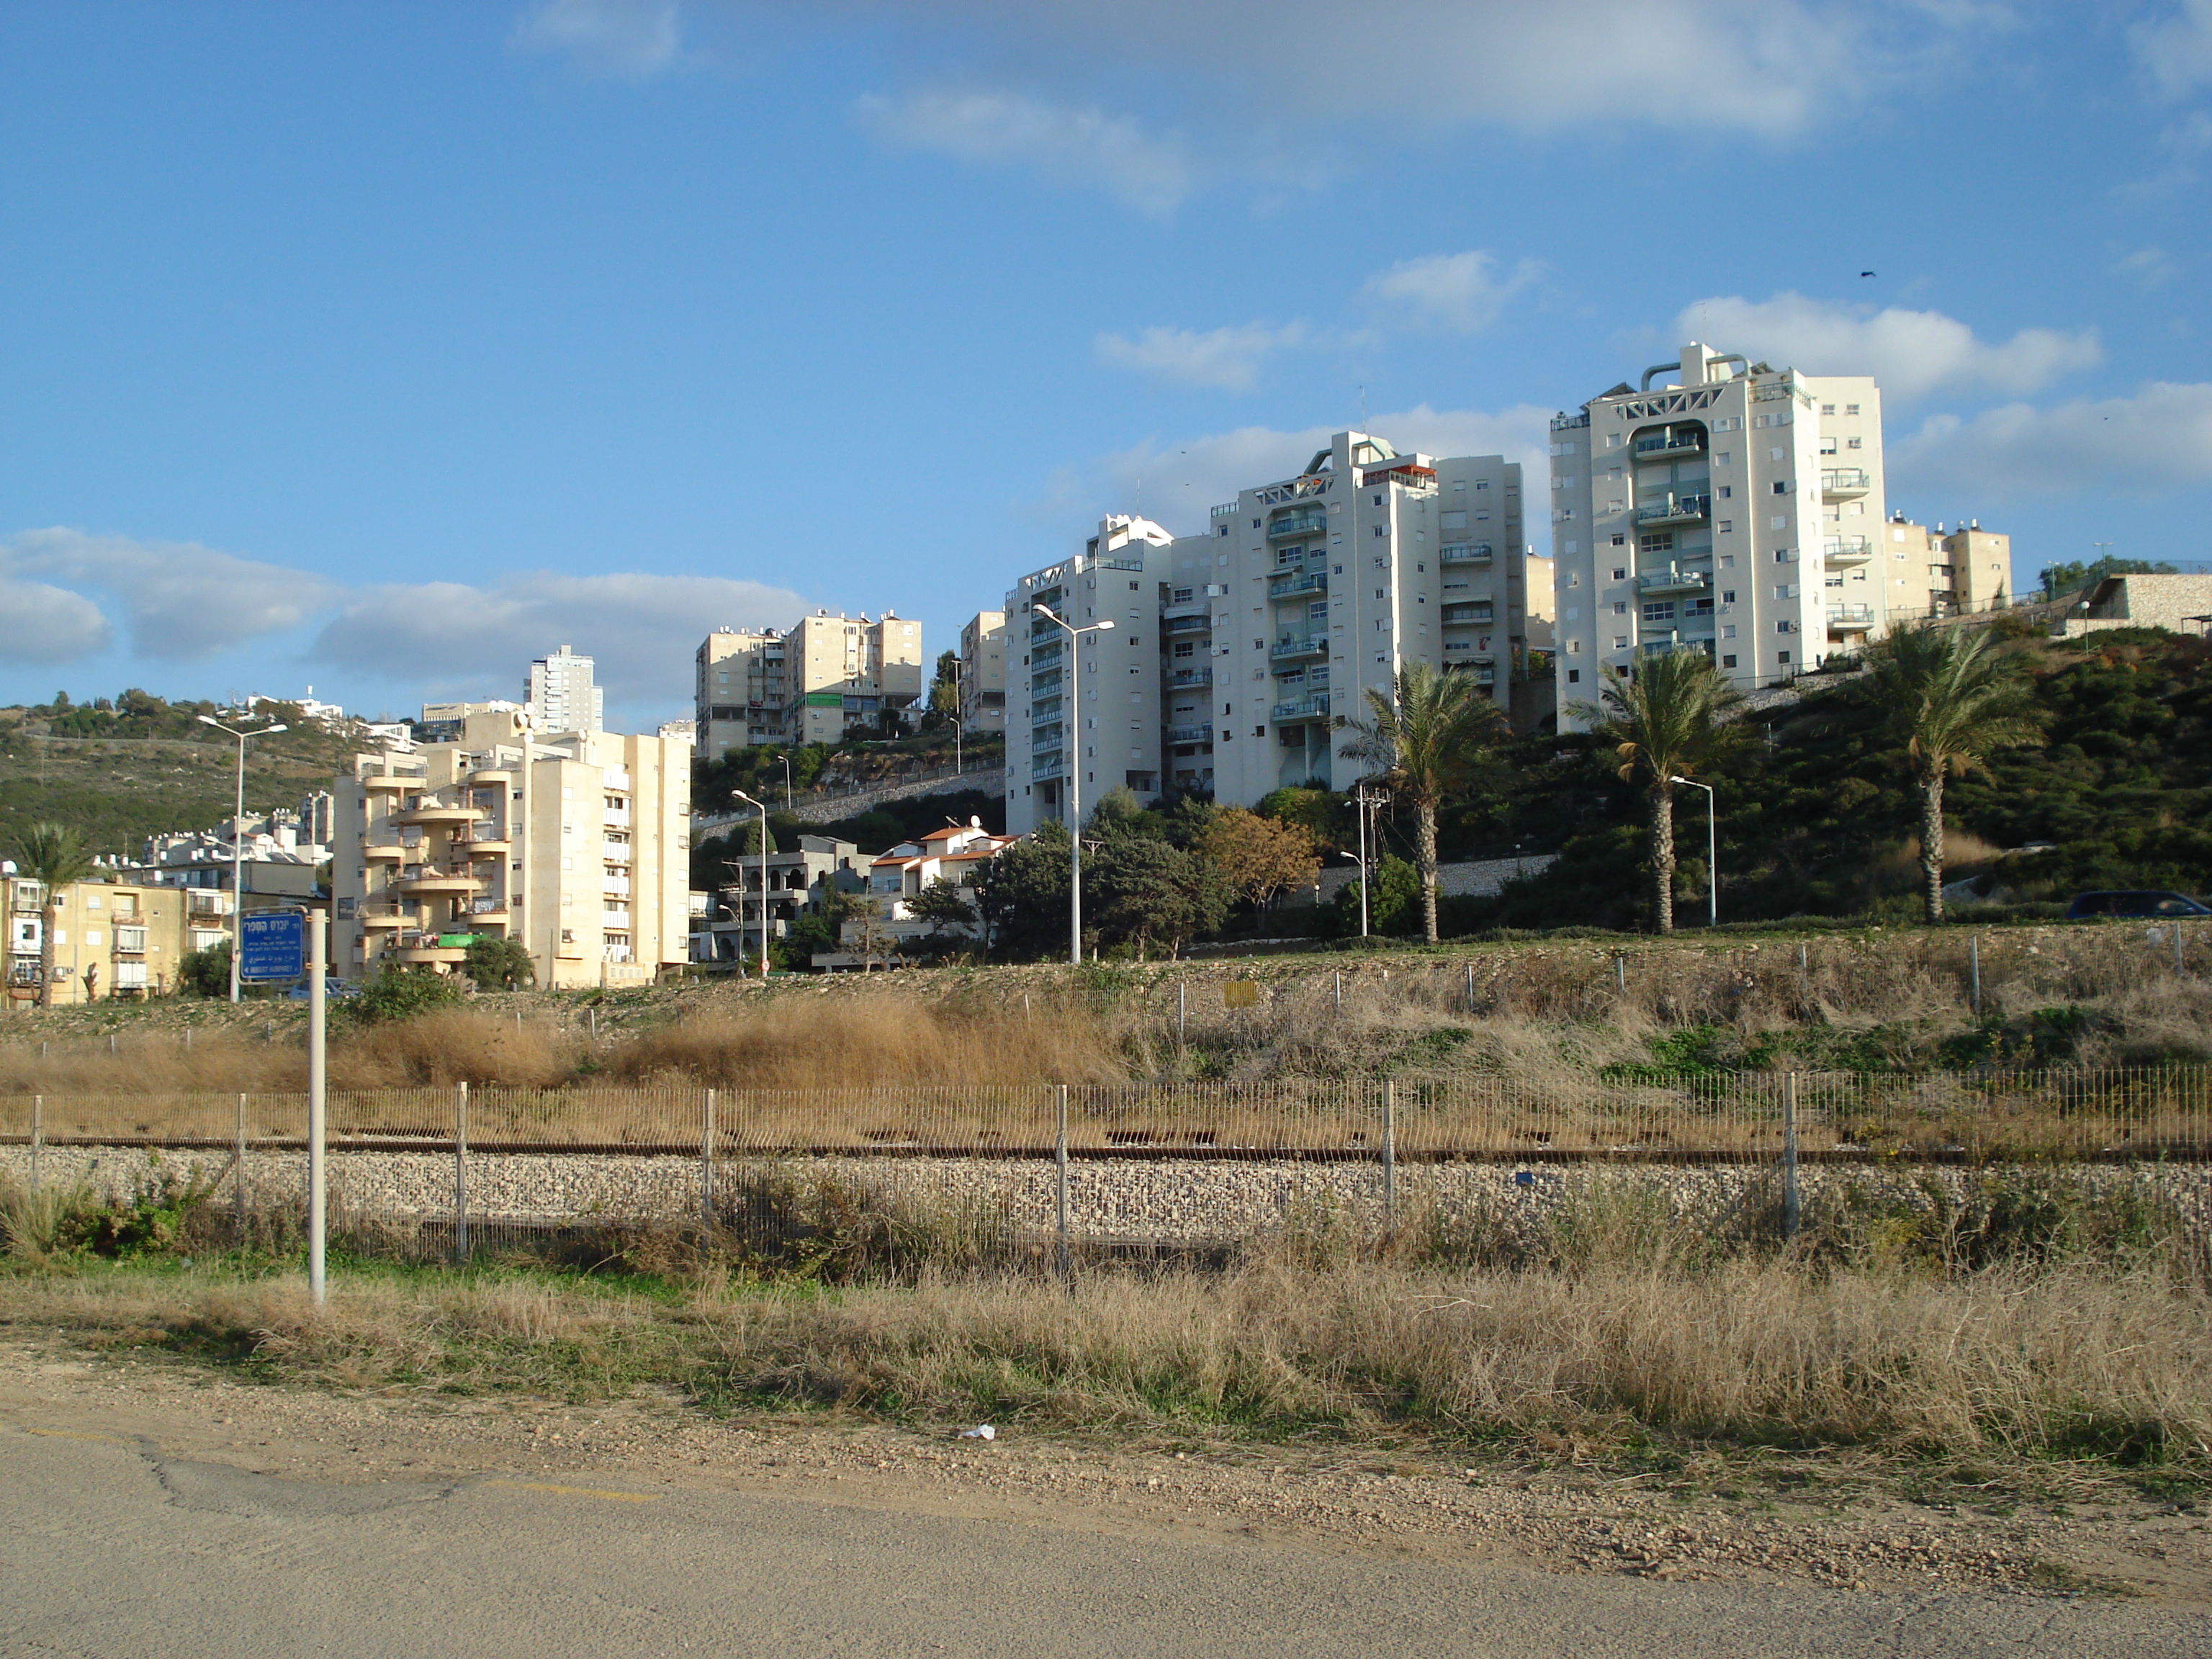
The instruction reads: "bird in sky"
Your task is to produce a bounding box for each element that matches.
[1860,270,1876,277]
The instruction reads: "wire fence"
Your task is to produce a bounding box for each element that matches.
[4,1070,2210,1264]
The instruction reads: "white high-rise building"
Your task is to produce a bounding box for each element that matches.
[526,644,605,734]
[1549,343,1889,729]
[1004,431,1533,833]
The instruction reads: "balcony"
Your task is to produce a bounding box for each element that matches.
[1166,724,1214,745]
[364,842,406,862]
[1033,722,1064,747]
[1635,493,1712,527]
[1030,670,1063,695]
[398,866,482,895]
[1821,469,1871,498]
[395,798,486,827]
[361,773,415,793]
[359,905,408,930]
[603,808,631,829]
[601,838,631,862]
[1824,536,1873,565]
[1271,695,1331,722]
[1030,640,1064,667]
[1033,752,1066,782]
[1269,635,1328,662]
[1269,570,1328,599]
[1637,566,1712,596]
[1266,509,1329,541]
[603,875,631,897]
[1632,428,1706,461]
[1441,604,1494,625]
[1827,605,1876,632]
[1167,667,1213,688]
[1164,613,1213,634]
[393,944,469,966]
[1439,542,1493,565]
[1161,598,1210,621]
[1030,698,1063,722]
[1095,555,1146,572]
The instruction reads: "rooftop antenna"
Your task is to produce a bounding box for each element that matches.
[1359,384,1367,430]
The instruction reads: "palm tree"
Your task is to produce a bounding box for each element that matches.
[6,822,95,1008]
[1572,651,1745,935]
[1341,661,1504,943]
[1863,622,2044,923]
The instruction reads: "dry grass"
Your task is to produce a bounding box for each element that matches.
[7,1255,2206,1467]
[599,994,1128,1089]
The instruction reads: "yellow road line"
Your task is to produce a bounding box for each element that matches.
[486,1478,660,1504]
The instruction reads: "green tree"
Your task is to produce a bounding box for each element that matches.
[970,821,1071,960]
[354,963,466,1022]
[907,876,979,940]
[463,935,536,991]
[2039,554,2177,600]
[1087,835,1229,960]
[1331,853,1420,937]
[5,822,94,1007]
[1573,650,1747,935]
[1341,662,1505,943]
[1254,785,1352,853]
[1863,621,2045,923]
[1195,806,1320,911]
[177,940,230,999]
[925,649,962,725]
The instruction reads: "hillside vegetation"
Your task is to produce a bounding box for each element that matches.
[0,691,363,857]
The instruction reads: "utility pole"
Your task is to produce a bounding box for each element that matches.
[1031,601,1115,964]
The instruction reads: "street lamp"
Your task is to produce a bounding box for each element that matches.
[197,712,287,1002]
[771,753,793,814]
[1669,775,1718,927]
[732,790,771,978]
[1336,850,1370,938]
[1349,781,1389,938]
[948,714,962,778]
[1030,603,1115,965]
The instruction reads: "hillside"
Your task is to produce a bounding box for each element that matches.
[0,692,363,860]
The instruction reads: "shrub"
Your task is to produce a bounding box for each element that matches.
[354,964,467,1023]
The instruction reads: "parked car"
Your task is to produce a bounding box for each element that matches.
[2064,890,2212,921]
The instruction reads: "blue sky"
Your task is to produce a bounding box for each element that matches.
[3,0,2209,729]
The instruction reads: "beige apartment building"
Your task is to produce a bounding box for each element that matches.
[6,876,217,1004]
[694,626,786,759]
[958,611,1007,734]
[1879,515,2012,619]
[783,611,925,746]
[330,709,693,989]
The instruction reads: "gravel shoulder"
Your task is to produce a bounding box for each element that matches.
[3,1326,2206,1608]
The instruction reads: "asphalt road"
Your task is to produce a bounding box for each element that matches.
[3,1426,2207,1658]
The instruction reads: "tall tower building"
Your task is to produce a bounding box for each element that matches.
[1002,431,1532,832]
[957,611,1008,734]
[526,644,605,734]
[783,612,925,745]
[1549,343,1887,729]
[693,626,785,760]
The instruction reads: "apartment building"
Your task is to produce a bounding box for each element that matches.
[1879,515,2013,619]
[526,644,604,735]
[5,876,210,1003]
[694,626,785,759]
[1004,431,1531,831]
[852,822,1020,950]
[329,709,693,989]
[1004,516,1178,835]
[957,611,1008,734]
[785,611,925,745]
[1550,343,1888,728]
[419,699,522,744]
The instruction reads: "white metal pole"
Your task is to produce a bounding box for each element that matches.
[1357,788,1371,938]
[230,730,246,1002]
[1671,777,1717,927]
[1033,604,1112,966]
[307,907,327,1305]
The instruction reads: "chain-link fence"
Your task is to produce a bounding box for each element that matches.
[4,1069,2208,1262]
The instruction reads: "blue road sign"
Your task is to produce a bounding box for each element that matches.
[238,909,307,981]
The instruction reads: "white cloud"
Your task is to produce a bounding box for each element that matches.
[2115,246,2179,287]
[813,0,1997,140]
[512,0,683,78]
[0,576,111,665]
[1101,404,1552,539]
[1364,251,1541,334]
[2131,0,2212,97]
[313,571,811,709]
[858,89,1192,213]
[1671,292,2103,403]
[1094,323,1308,391]
[1892,382,2212,496]
[1,529,335,660]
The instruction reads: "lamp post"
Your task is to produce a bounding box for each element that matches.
[1030,603,1115,965]
[1669,775,1718,927]
[732,790,771,978]
[1350,782,1388,938]
[196,713,287,1002]
[948,715,962,778]
[771,753,793,815]
[1337,850,1369,939]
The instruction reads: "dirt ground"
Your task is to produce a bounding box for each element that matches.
[3,1326,2206,1607]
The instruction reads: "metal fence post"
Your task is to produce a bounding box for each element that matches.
[234,1092,248,1239]
[1333,971,1342,1019]
[29,1094,40,1195]
[1614,953,1627,996]
[1177,981,1186,1047]
[1970,935,1982,1016]
[1055,1084,1071,1280]
[1381,1079,1397,1224]
[701,1087,716,1234]
[1465,962,1475,1014]
[454,1080,469,1261]
[1781,1071,1800,1242]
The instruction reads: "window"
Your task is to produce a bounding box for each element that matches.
[1612,601,1627,614]
[1845,404,1860,415]
[1566,667,1581,683]
[1820,403,1835,416]
[1172,642,1194,657]
[1610,534,1626,547]
[1642,602,1676,623]
[1721,590,1736,603]
[1772,480,1789,495]
[1715,451,1730,464]
[1612,635,1629,649]
[1722,655,1737,669]
[1769,446,1785,461]
[1611,568,1627,581]
[1129,580,1140,590]
[1847,436,1863,450]
[1778,650,1792,663]
[1718,520,1733,533]
[1638,533,1673,554]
